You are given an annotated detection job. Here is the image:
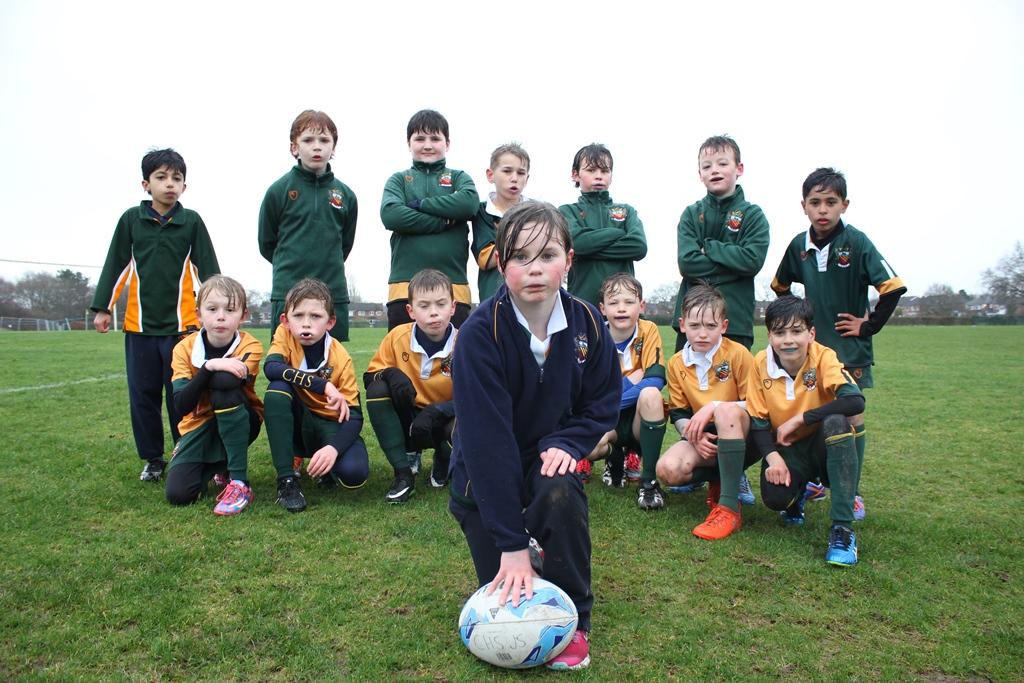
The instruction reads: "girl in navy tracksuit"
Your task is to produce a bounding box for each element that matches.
[449,201,620,671]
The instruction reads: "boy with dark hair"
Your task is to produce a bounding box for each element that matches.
[558,144,648,308]
[673,135,770,352]
[771,167,906,519]
[92,148,220,483]
[365,269,458,503]
[380,109,479,329]
[658,284,759,540]
[259,109,358,342]
[263,278,369,513]
[166,276,263,515]
[747,296,865,566]
[471,143,531,302]
[578,273,667,511]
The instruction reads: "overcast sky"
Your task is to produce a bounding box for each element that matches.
[2,0,1022,304]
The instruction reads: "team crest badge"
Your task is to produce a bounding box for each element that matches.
[835,246,852,268]
[609,206,627,222]
[631,336,644,356]
[800,250,809,261]
[316,365,334,381]
[439,171,453,188]
[714,361,731,382]
[574,333,589,364]
[440,354,453,377]
[802,368,817,391]
[697,212,705,225]
[402,352,410,362]
[328,188,344,210]
[851,368,863,380]
[726,210,744,232]
[288,190,299,201]
[762,378,773,390]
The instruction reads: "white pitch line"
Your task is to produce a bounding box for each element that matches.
[0,373,123,395]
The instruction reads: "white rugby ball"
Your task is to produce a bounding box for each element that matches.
[458,577,578,668]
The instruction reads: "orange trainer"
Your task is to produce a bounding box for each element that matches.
[693,504,742,540]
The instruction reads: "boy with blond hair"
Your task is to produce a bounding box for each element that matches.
[263,279,368,513]
[365,269,458,503]
[259,109,358,341]
[579,274,667,511]
[558,143,647,308]
[166,276,263,515]
[91,148,220,483]
[748,296,864,566]
[471,143,530,302]
[658,284,759,539]
[380,109,479,328]
[673,135,769,352]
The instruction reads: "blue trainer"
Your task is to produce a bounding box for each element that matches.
[805,480,827,502]
[738,472,755,506]
[853,495,866,521]
[668,481,706,494]
[825,524,858,567]
[779,492,806,526]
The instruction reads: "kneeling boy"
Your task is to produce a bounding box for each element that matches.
[365,269,458,503]
[264,278,369,513]
[581,274,667,510]
[166,276,263,515]
[657,284,758,540]
[747,296,865,566]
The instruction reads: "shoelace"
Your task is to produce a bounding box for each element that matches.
[217,483,244,504]
[706,506,735,527]
[829,526,853,548]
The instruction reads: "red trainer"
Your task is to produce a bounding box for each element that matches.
[706,480,721,509]
[624,450,642,482]
[576,458,592,482]
[546,630,590,670]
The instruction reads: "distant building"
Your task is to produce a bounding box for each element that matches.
[966,296,1007,317]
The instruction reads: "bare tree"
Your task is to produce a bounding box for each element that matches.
[983,242,1024,311]
[14,270,94,318]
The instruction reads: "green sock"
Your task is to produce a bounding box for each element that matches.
[215,404,250,482]
[827,428,859,524]
[366,396,411,469]
[264,390,300,478]
[639,418,667,483]
[854,424,866,494]
[716,438,746,512]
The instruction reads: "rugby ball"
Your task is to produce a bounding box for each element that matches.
[458,577,578,668]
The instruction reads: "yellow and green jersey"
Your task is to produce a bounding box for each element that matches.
[267,326,360,419]
[365,322,456,408]
[666,336,753,421]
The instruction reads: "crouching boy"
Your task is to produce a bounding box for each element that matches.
[264,278,369,513]
[747,296,865,566]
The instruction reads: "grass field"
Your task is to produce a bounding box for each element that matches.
[0,326,1021,681]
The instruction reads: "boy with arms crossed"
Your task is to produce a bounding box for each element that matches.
[380,109,479,328]
[91,148,220,483]
[657,285,759,540]
[471,143,531,302]
[166,276,263,515]
[579,274,668,511]
[747,296,864,566]
[771,168,906,518]
[558,143,648,308]
[449,202,620,670]
[263,279,369,513]
[259,110,358,342]
[673,135,769,352]
[365,269,458,504]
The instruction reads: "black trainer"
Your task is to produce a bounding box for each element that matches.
[637,481,666,510]
[276,476,307,513]
[429,454,450,488]
[601,458,625,488]
[386,471,415,504]
[139,458,166,482]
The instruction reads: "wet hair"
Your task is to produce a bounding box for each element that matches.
[489,142,530,171]
[571,143,613,187]
[290,110,339,146]
[698,135,741,165]
[196,275,247,312]
[765,295,815,333]
[600,273,643,302]
[141,148,186,181]
[496,201,572,268]
[407,109,449,142]
[408,268,453,301]
[284,278,335,318]
[802,167,848,200]
[681,283,727,322]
